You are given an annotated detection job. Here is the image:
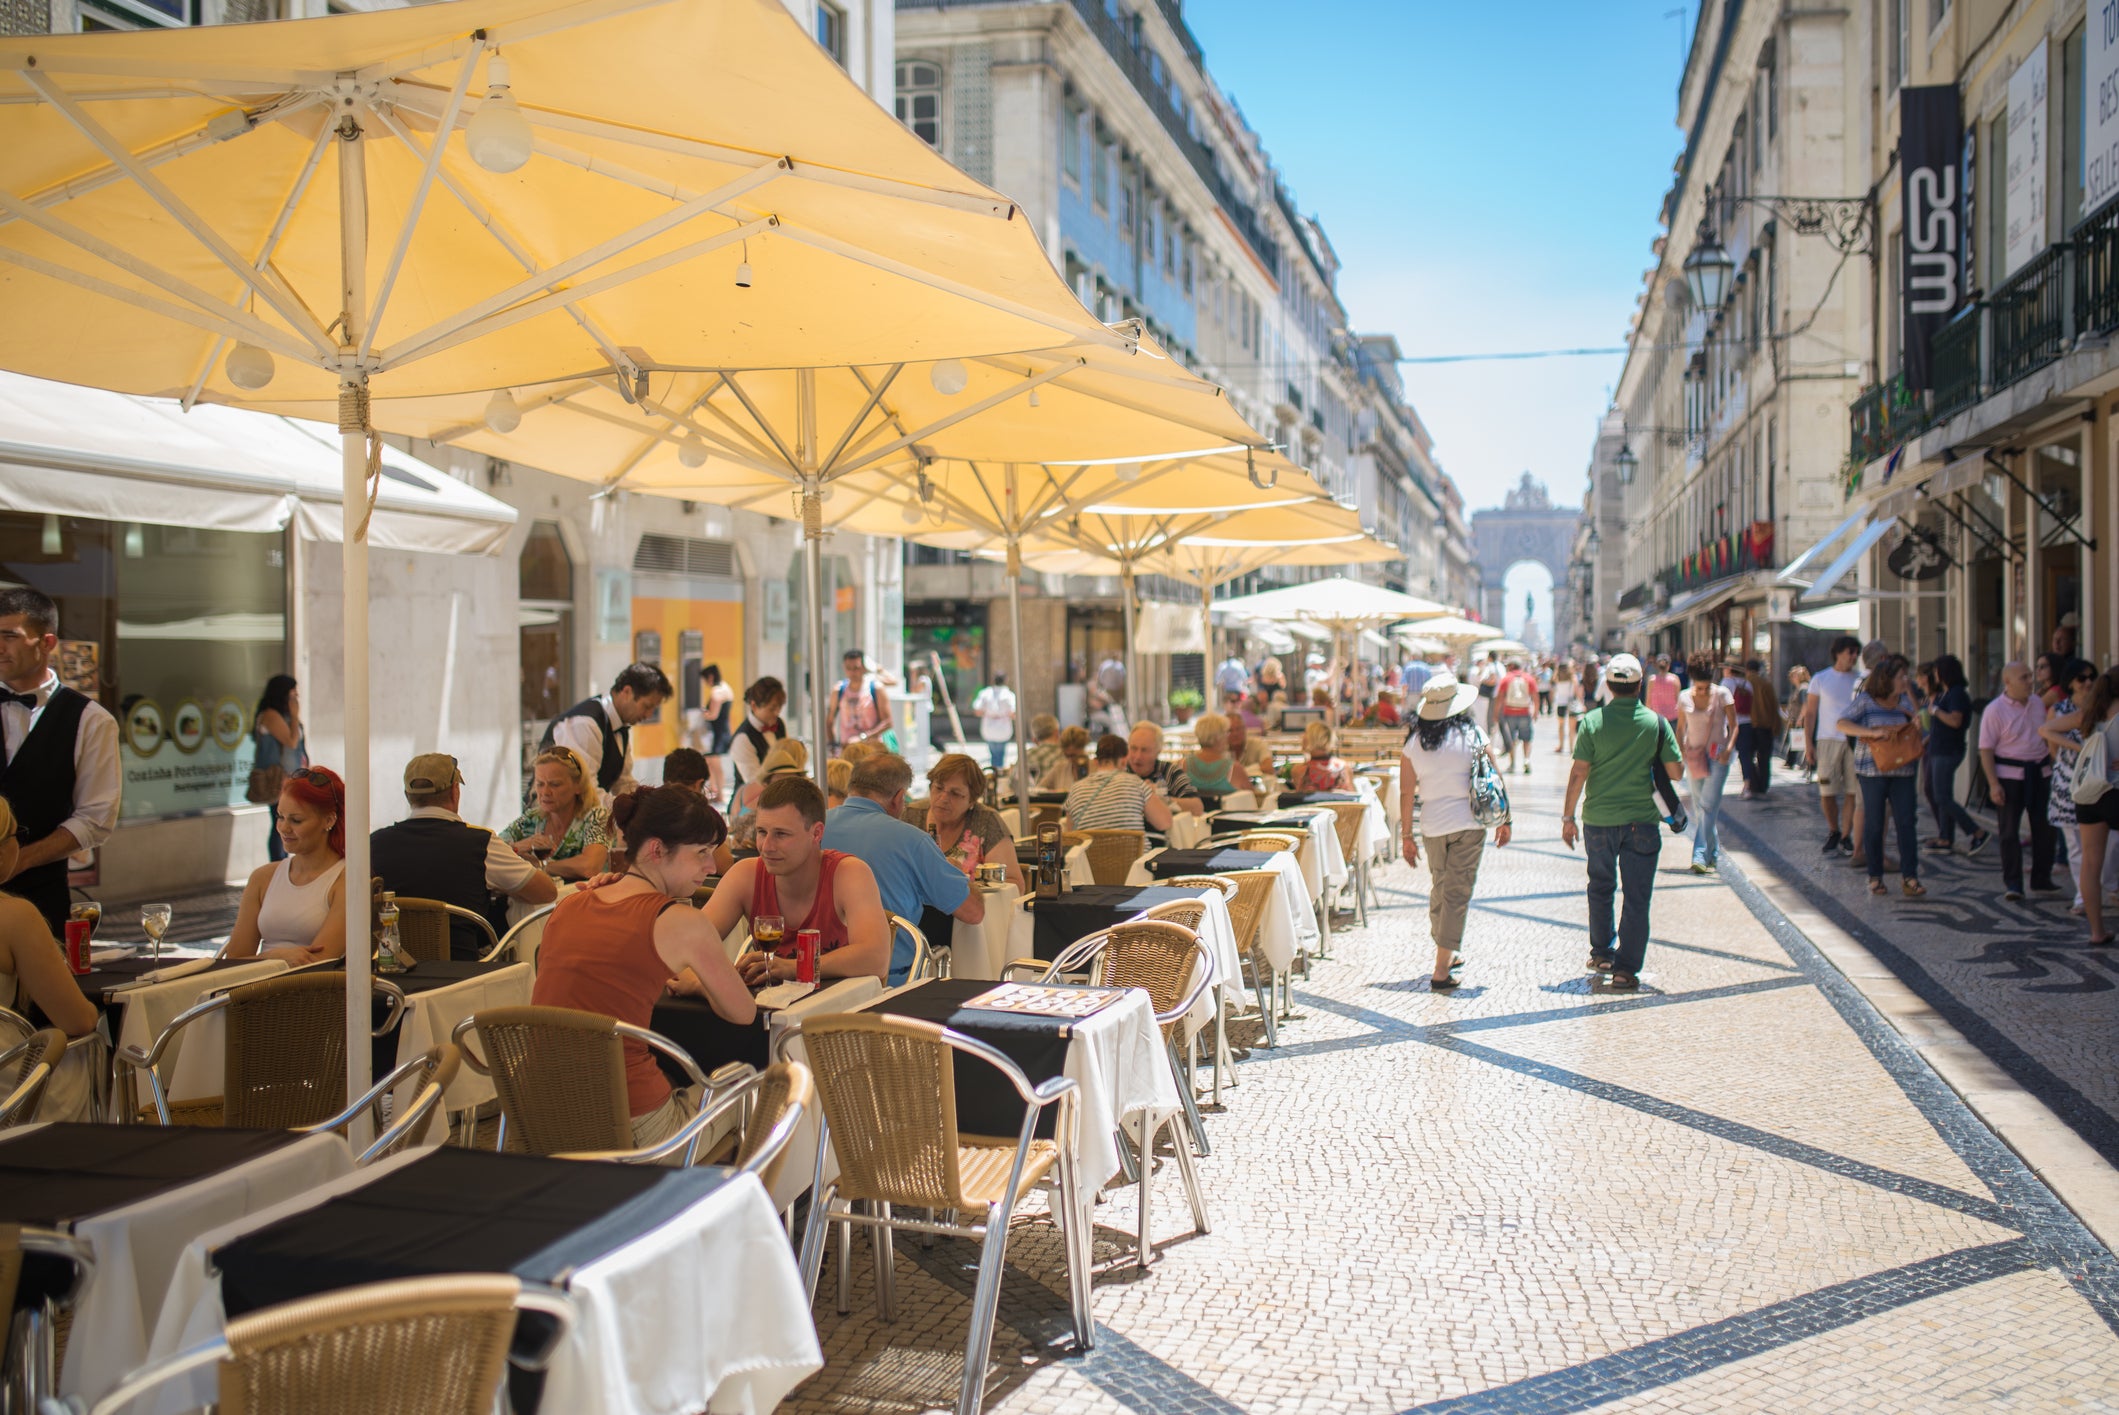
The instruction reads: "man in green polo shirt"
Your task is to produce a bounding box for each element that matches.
[1562,653,1682,991]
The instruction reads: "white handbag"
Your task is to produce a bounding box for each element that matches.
[2072,718,2115,807]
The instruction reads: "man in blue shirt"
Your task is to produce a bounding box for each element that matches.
[821,753,985,984]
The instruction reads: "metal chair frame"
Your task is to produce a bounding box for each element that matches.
[118,975,408,1126]
[790,1014,1088,1415]
[4,1226,95,1415]
[300,1044,463,1165]
[484,902,554,965]
[451,1009,714,1164]
[388,896,501,965]
[891,913,948,984]
[0,1028,64,1129]
[1137,899,1234,1106]
[84,1277,575,1415]
[555,1061,809,1186]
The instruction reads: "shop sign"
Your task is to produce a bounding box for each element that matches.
[120,692,256,820]
[1886,528,1952,581]
[1901,86,1964,391]
[2092,2,2119,210]
[2005,44,2049,277]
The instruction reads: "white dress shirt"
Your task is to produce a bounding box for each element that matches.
[549,694,632,807]
[1,670,121,861]
[402,805,542,896]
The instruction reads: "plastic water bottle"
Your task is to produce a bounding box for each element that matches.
[376,892,408,974]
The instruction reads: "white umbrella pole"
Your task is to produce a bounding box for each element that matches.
[1004,467,1031,811]
[797,371,831,790]
[1120,566,1139,725]
[336,116,372,1134]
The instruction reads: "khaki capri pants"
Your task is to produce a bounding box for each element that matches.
[1424,828,1486,951]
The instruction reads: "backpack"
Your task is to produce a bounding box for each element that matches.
[1503,675,1532,711]
[1468,729,1511,827]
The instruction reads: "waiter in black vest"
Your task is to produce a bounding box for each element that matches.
[0,588,120,934]
[370,754,557,959]
[540,662,672,807]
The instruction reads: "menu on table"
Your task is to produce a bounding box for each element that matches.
[964,983,1127,1019]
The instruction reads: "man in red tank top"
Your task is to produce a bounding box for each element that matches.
[703,774,891,986]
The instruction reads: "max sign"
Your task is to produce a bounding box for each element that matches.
[1901,86,1965,393]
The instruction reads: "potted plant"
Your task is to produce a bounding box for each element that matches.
[1168,686,1204,724]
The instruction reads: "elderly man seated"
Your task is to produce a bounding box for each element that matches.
[371,754,556,958]
[702,774,891,985]
[1127,722,1205,816]
[822,754,984,984]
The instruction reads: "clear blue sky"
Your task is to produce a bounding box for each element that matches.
[1181,0,1689,518]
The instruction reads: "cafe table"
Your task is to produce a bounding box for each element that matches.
[144,1147,821,1415]
[1212,806,1345,909]
[1125,846,1313,975]
[859,978,1180,1220]
[947,880,1023,979]
[0,1121,352,1405]
[93,953,292,1117]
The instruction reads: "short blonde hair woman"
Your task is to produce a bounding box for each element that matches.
[925,752,1022,889]
[826,757,853,808]
[1180,711,1253,797]
[501,746,612,881]
[1191,711,1229,751]
[1291,720,1352,792]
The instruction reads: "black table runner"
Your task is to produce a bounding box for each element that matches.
[1272,791,1360,807]
[1024,885,1206,962]
[874,979,1081,1138]
[1211,809,1324,835]
[650,995,771,1082]
[1142,848,1277,879]
[0,1123,303,1227]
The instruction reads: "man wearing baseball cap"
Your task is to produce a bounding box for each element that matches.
[370,753,557,959]
[1563,653,1682,991]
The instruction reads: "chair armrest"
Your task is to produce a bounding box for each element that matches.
[370,978,408,1037]
[1029,1076,1078,1105]
[616,1022,708,1093]
[302,1051,435,1137]
[1001,957,1048,982]
[1150,949,1218,1029]
[354,1077,446,1165]
[449,1015,491,1075]
[88,1335,229,1415]
[555,1069,751,1166]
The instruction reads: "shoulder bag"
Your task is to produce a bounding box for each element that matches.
[1467,729,1511,828]
[246,731,285,805]
[1869,720,1926,775]
[2072,718,2114,806]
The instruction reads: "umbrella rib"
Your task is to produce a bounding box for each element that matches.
[361,45,484,361]
[367,105,631,376]
[679,378,792,470]
[353,0,692,85]
[773,226,1127,349]
[375,158,785,366]
[716,372,803,473]
[0,188,314,361]
[819,364,903,474]
[635,393,799,481]
[830,359,1080,477]
[21,70,332,356]
[378,213,773,372]
[0,241,308,356]
[421,377,602,444]
[183,114,336,410]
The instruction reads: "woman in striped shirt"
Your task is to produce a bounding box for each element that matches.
[1065,733,1175,833]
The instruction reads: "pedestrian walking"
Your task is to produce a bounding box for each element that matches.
[1677,651,1736,873]
[1803,635,1864,857]
[1562,653,1683,992]
[1495,658,1539,773]
[1399,672,1510,990]
[1645,655,1681,724]
[1783,666,1811,777]
[2039,664,2119,927]
[2055,667,2119,946]
[251,673,307,862]
[970,672,1016,775]
[1743,658,1781,796]
[1978,660,2058,902]
[1921,654,1987,855]
[1836,654,1928,898]
[1722,660,1758,799]
[1551,660,1579,754]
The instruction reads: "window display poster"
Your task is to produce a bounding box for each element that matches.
[2005,42,2049,277]
[120,690,257,820]
[56,640,99,695]
[2089,1,2119,211]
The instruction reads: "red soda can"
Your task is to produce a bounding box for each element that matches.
[795,928,820,984]
[63,919,93,975]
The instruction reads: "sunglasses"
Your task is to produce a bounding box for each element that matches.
[289,768,336,789]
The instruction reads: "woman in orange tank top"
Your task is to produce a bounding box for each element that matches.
[533,785,755,1152]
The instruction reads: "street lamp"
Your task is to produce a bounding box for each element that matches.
[1614,444,1638,485]
[1683,220,1734,312]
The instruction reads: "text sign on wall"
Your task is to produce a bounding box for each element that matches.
[2005,42,2049,277]
[1901,86,1964,392]
[2090,1,2119,211]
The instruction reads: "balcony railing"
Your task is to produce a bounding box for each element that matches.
[1655,526,1776,598]
[2076,196,2119,337]
[1990,242,2069,387]
[1928,309,1982,424]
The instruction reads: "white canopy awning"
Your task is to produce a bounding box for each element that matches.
[0,372,515,555]
[1134,599,1204,654]
[1775,509,1866,586]
[1793,601,1860,632]
[1803,519,1897,602]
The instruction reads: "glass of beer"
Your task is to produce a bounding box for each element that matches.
[68,901,102,938]
[753,913,785,952]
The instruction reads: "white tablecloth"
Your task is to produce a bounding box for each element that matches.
[49,1127,352,1404]
[388,962,535,1123]
[1352,777,1394,859]
[950,882,1021,980]
[1126,849,1311,971]
[111,959,292,1114]
[145,1153,820,1415]
[1223,808,1338,903]
[1165,812,1214,849]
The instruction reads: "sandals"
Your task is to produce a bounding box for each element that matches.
[1902,879,1927,898]
[1430,974,1461,990]
[1868,879,1887,895]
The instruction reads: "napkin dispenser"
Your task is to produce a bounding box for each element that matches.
[1034,821,1068,898]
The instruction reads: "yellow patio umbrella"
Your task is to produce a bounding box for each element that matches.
[0,0,1131,1122]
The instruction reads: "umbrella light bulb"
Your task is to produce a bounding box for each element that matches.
[929,359,969,396]
[224,342,276,390]
[467,55,535,173]
[483,387,522,434]
[677,435,708,469]
[900,499,925,526]
[734,261,753,289]
[1114,461,1141,481]
[1027,387,1041,408]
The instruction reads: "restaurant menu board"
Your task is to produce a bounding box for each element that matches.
[965,983,1126,1019]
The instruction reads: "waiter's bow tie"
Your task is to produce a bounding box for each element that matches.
[0,691,36,709]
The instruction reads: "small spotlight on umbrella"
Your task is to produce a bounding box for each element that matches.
[466,53,534,173]
[1027,386,1041,408]
[678,434,707,469]
[929,359,968,396]
[900,499,924,526]
[1114,461,1141,481]
[224,342,276,390]
[483,387,521,434]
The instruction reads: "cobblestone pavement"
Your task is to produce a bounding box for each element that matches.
[787,754,2119,1414]
[1713,771,2119,1170]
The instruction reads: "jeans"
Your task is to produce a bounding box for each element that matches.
[1924,745,1980,844]
[1687,755,1731,866]
[1734,723,1766,794]
[1858,774,1921,882]
[1997,773,2057,891]
[267,825,286,863]
[987,740,1008,774]
[1584,820,1660,976]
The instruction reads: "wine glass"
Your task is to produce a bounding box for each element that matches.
[529,838,555,871]
[141,902,173,962]
[753,913,784,956]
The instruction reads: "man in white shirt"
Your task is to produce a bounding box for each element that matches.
[970,673,1017,774]
[541,662,672,808]
[0,587,120,932]
[1801,635,1864,857]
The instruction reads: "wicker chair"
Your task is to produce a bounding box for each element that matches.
[1079,828,1146,885]
[559,1061,812,1202]
[1161,874,1238,902]
[388,896,500,965]
[1323,803,1373,927]
[297,1044,464,1166]
[85,1274,574,1415]
[120,972,407,1128]
[1217,871,1286,1046]
[1037,920,1212,1268]
[6,1224,94,1413]
[487,902,554,967]
[891,913,948,983]
[0,1004,33,1055]
[792,1012,1089,1415]
[1233,830,1303,856]
[0,1028,65,1129]
[452,1005,715,1163]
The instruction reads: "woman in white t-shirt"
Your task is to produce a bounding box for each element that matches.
[1399,672,1511,991]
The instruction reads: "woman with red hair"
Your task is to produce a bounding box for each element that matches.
[226,766,348,964]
